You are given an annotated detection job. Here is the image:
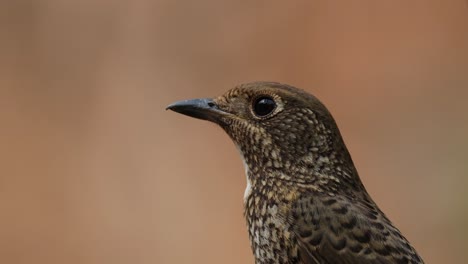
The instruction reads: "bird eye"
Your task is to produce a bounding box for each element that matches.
[253,96,276,117]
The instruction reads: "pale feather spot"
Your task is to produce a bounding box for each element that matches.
[271,149,278,159]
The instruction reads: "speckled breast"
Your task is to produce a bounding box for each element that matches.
[244,180,301,264]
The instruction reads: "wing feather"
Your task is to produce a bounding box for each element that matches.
[286,191,424,264]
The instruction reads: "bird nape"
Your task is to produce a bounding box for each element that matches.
[167,82,424,264]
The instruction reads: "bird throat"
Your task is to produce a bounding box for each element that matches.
[235,144,252,203]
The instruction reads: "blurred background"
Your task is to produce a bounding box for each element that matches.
[1,0,467,263]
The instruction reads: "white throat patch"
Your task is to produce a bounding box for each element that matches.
[236,145,252,203]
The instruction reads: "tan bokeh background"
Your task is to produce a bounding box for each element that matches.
[1,1,467,263]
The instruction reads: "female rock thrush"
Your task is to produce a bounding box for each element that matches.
[167,82,424,264]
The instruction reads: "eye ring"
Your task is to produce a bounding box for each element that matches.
[252,96,276,117]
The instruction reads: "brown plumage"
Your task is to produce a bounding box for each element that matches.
[167,82,424,264]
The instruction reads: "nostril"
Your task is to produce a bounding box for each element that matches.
[207,101,216,108]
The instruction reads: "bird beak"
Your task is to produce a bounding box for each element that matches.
[166,98,228,123]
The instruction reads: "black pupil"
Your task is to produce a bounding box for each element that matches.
[254,97,276,117]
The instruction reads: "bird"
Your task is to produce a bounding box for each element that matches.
[166,82,424,264]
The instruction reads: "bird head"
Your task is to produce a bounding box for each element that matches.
[167,82,358,189]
